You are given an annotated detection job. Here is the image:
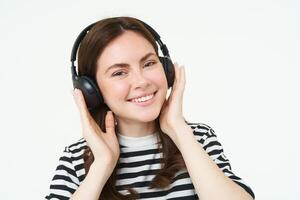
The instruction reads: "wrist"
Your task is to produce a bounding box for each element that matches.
[171,121,195,149]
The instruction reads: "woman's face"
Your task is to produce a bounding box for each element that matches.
[96,30,168,124]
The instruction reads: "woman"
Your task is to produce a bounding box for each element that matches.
[46,16,255,200]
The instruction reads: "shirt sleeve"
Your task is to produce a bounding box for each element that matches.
[190,123,255,199]
[45,146,80,200]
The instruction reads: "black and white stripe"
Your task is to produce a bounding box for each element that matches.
[45,123,255,199]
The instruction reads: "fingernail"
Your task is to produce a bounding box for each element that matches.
[74,88,79,95]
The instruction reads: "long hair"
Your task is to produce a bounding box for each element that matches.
[77,16,187,199]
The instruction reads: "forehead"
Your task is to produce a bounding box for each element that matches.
[97,31,156,71]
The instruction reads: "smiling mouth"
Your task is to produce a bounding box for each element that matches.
[127,91,157,103]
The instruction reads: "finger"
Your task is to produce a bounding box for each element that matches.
[171,63,182,95]
[173,62,179,89]
[160,99,169,113]
[105,111,115,134]
[169,65,185,105]
[73,88,92,123]
[176,66,185,105]
[178,65,186,94]
[167,63,179,102]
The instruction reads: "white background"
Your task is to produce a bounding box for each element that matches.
[0,0,299,199]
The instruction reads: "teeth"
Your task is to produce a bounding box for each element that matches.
[131,93,154,103]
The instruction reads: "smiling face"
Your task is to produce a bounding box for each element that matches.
[95,30,168,125]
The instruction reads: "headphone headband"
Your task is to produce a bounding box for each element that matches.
[71,22,96,63]
[70,18,170,70]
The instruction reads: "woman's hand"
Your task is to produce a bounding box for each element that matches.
[159,63,186,145]
[72,88,120,169]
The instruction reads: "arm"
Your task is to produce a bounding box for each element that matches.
[174,122,254,200]
[70,161,109,200]
[70,89,120,199]
[159,64,254,199]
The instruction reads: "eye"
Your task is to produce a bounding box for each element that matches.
[112,71,126,77]
[144,61,156,67]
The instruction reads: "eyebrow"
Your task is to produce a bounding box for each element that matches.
[105,52,157,74]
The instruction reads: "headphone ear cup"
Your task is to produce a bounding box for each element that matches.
[73,75,104,109]
[159,56,175,88]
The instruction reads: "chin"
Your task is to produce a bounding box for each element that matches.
[137,115,158,123]
[118,107,160,123]
[131,110,160,123]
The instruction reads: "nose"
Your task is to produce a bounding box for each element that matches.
[131,70,150,90]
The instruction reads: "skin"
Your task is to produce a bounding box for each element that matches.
[71,30,253,200]
[95,30,169,137]
[71,30,176,199]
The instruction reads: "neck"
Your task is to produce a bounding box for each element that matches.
[116,117,157,137]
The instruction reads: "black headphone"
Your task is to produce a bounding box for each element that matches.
[71,18,175,110]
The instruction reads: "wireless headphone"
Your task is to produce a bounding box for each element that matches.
[71,18,175,110]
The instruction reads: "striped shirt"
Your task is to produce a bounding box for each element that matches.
[45,122,255,199]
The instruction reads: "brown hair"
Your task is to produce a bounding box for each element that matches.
[77,16,187,200]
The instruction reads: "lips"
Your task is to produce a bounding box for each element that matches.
[127,91,157,102]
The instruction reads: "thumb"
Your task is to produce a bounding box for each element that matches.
[161,99,168,110]
[105,111,115,134]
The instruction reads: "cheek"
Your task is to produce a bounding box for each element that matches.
[100,81,130,103]
[149,68,168,89]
